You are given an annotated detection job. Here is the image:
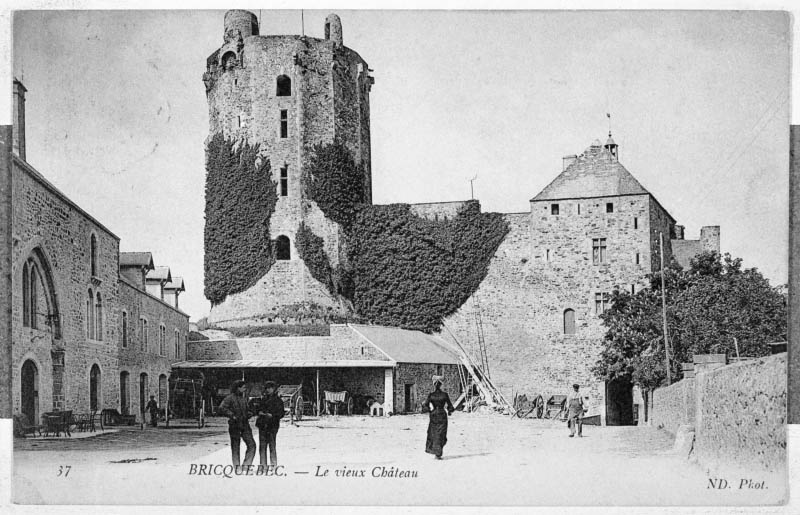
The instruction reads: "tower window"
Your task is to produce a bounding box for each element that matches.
[280,166,288,197]
[122,311,128,348]
[276,75,291,96]
[551,204,559,215]
[606,202,614,213]
[634,217,638,229]
[577,204,581,215]
[631,284,636,295]
[280,110,288,138]
[90,234,98,277]
[237,115,241,128]
[635,252,640,265]
[563,309,576,335]
[275,235,291,260]
[592,238,607,265]
[595,292,611,315]
[545,249,550,262]
[22,263,30,327]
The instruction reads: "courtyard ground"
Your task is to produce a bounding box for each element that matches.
[12,411,787,506]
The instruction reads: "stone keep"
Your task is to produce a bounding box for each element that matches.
[204,11,374,327]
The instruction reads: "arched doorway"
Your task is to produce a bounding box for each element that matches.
[120,371,130,415]
[90,364,101,411]
[139,373,148,416]
[21,360,39,423]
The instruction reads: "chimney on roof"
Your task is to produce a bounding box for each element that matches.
[562,154,577,171]
[13,79,26,161]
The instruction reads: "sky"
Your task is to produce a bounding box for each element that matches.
[12,9,791,321]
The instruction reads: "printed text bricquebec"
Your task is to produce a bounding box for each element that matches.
[188,464,419,479]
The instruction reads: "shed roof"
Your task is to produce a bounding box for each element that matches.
[120,252,155,269]
[352,325,461,365]
[172,359,391,369]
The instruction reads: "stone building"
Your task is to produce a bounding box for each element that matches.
[199,12,719,423]
[205,10,374,327]
[10,79,190,426]
[441,138,719,425]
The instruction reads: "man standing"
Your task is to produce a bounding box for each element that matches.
[255,380,285,467]
[566,383,585,438]
[145,395,159,427]
[217,379,256,468]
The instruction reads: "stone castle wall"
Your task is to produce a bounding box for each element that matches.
[205,15,373,327]
[441,194,671,419]
[651,378,696,436]
[11,157,121,417]
[409,201,469,221]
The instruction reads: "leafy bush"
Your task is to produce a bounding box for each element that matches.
[204,133,278,305]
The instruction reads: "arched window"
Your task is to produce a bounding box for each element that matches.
[22,263,30,327]
[275,235,291,260]
[90,234,97,277]
[121,311,128,348]
[95,292,103,341]
[90,364,101,411]
[563,309,576,336]
[221,51,237,70]
[276,75,291,96]
[29,264,38,329]
[87,288,94,339]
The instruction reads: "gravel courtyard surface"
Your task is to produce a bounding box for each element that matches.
[13,412,786,506]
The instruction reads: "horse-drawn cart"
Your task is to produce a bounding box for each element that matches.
[321,390,353,416]
[277,384,306,423]
[544,395,567,420]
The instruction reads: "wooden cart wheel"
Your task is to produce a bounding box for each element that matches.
[295,396,303,421]
[535,396,544,419]
[346,397,353,416]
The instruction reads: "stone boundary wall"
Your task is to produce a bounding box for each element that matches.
[694,353,786,472]
[651,353,786,472]
[651,377,695,436]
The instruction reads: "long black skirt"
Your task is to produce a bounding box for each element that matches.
[425,410,448,456]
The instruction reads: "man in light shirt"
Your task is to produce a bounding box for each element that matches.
[566,383,585,438]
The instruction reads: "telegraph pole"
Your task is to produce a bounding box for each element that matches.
[660,232,672,385]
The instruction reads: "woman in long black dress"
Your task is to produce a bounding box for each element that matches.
[424,375,455,460]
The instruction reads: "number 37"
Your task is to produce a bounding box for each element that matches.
[57,465,71,477]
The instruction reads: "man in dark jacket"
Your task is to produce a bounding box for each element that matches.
[255,380,285,467]
[145,395,159,427]
[217,379,256,468]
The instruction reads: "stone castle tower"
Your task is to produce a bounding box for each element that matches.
[204,11,374,327]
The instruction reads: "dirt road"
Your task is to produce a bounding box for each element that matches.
[13,412,786,506]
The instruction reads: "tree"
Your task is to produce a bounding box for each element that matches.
[594,251,787,402]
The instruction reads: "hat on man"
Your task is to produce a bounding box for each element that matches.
[264,380,277,390]
[572,383,580,389]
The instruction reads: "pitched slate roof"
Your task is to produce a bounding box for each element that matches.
[119,252,154,269]
[146,266,172,283]
[351,325,461,365]
[532,142,649,202]
[164,276,185,292]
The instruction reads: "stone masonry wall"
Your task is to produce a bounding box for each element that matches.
[443,193,659,419]
[393,363,462,414]
[118,279,189,417]
[12,157,120,419]
[409,201,468,221]
[651,378,696,436]
[693,354,786,472]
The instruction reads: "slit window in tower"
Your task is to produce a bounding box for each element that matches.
[280,110,288,138]
[276,75,291,96]
[280,166,288,197]
[635,252,640,265]
[634,217,638,229]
